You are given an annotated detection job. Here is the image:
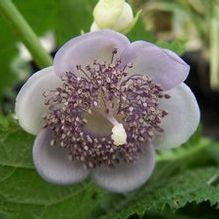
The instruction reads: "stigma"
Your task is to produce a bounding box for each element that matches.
[111,123,127,146]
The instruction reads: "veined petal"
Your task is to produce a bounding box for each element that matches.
[15,67,62,135]
[120,41,190,90]
[54,30,130,77]
[33,129,89,185]
[92,144,155,193]
[154,83,200,149]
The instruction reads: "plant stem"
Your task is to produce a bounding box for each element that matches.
[0,0,53,68]
[209,16,219,90]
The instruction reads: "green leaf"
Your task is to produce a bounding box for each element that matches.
[156,39,187,55]
[99,167,219,219]
[0,18,17,102]
[127,16,156,42]
[55,0,96,46]
[207,142,219,165]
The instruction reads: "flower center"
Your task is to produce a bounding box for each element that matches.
[43,49,170,169]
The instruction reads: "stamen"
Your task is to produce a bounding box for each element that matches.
[76,65,91,80]
[111,48,117,64]
[43,49,170,168]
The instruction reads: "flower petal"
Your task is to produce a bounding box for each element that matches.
[54,30,130,76]
[33,128,89,185]
[92,144,155,193]
[154,83,200,149]
[15,67,62,135]
[120,41,190,90]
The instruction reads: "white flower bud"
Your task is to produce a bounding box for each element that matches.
[91,0,141,34]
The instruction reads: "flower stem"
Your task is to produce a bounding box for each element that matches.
[209,16,219,90]
[0,0,53,68]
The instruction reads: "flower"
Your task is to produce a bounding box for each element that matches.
[91,0,141,34]
[15,30,200,193]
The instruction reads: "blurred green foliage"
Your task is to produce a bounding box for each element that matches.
[0,0,96,108]
[141,0,219,91]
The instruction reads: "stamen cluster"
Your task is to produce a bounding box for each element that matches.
[43,50,169,169]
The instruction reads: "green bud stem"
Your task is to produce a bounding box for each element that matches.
[209,17,219,90]
[0,0,53,68]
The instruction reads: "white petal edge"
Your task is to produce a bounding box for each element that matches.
[154,83,200,149]
[33,128,89,185]
[15,67,62,135]
[92,144,155,193]
[54,30,130,77]
[120,41,190,90]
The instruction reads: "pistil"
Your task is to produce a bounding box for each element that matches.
[104,112,127,146]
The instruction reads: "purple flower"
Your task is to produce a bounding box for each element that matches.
[15,30,200,193]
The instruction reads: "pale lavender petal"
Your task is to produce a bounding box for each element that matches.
[154,83,200,149]
[15,67,62,135]
[54,30,130,76]
[33,129,89,185]
[92,144,155,193]
[120,41,190,90]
